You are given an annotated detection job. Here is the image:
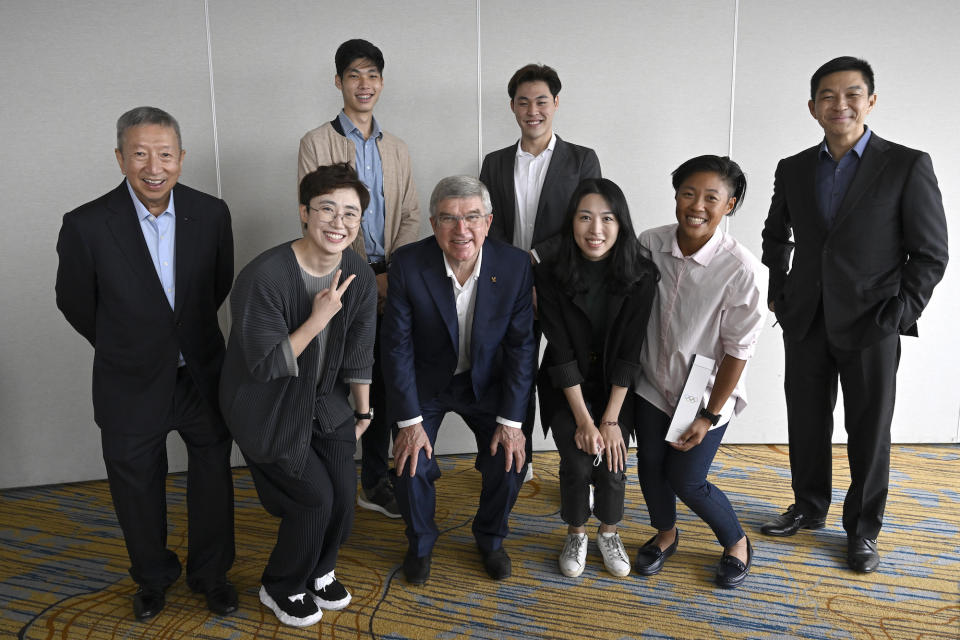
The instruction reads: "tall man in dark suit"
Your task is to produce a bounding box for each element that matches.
[56,107,238,619]
[760,57,948,573]
[381,176,536,585]
[479,63,601,471]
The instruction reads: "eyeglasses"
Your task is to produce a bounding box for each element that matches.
[308,206,362,229]
[433,213,489,229]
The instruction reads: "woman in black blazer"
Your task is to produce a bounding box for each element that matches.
[535,178,658,578]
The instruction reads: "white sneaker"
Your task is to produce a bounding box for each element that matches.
[597,531,631,577]
[558,533,588,577]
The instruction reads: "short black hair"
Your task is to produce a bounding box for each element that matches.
[671,155,747,216]
[116,106,181,151]
[810,56,874,101]
[508,64,561,99]
[549,178,658,295]
[335,39,384,77]
[299,163,370,213]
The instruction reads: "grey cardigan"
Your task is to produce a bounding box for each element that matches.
[219,242,376,477]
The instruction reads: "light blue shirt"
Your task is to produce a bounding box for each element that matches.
[126,180,184,365]
[338,111,385,261]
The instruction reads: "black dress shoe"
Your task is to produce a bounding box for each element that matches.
[847,537,880,573]
[403,549,432,585]
[760,504,826,537]
[479,546,512,580]
[189,578,239,615]
[715,537,752,589]
[633,529,679,576]
[133,587,165,621]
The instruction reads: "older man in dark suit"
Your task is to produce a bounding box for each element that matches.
[761,57,948,573]
[381,176,536,586]
[56,106,237,619]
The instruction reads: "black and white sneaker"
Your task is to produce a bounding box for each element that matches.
[357,477,401,518]
[259,585,322,627]
[308,571,352,610]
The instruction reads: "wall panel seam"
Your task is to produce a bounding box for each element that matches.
[203,0,223,198]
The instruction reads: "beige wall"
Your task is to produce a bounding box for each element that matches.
[1,0,956,488]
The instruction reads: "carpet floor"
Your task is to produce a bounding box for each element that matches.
[1,444,958,639]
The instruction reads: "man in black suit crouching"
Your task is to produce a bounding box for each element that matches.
[761,57,949,573]
[56,106,238,619]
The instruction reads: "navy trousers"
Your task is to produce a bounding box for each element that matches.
[634,397,744,547]
[394,373,526,556]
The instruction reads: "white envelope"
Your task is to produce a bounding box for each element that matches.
[665,354,716,443]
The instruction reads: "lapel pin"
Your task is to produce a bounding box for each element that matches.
[490,276,496,283]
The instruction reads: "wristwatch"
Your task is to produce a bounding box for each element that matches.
[354,409,374,421]
[697,407,721,426]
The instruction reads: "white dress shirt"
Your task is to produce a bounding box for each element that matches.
[634,224,767,429]
[512,133,556,251]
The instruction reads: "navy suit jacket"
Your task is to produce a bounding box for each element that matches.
[480,135,600,258]
[56,181,234,433]
[762,132,948,350]
[381,236,536,426]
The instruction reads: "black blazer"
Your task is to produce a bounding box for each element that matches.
[56,181,234,433]
[534,260,657,434]
[762,132,948,350]
[480,135,600,258]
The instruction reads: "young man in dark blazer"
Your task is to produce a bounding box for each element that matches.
[381,176,536,586]
[55,107,237,619]
[760,57,949,573]
[479,63,601,470]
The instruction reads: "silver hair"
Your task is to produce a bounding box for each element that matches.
[429,175,493,217]
[116,106,182,151]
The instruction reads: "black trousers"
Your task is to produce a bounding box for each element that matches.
[549,396,630,527]
[247,417,356,594]
[783,306,900,539]
[100,366,235,591]
[360,312,390,490]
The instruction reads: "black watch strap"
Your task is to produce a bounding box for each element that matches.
[354,409,374,421]
[697,407,721,426]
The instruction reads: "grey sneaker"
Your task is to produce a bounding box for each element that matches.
[357,476,401,518]
[558,533,588,577]
[597,531,631,577]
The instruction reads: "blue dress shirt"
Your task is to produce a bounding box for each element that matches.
[126,180,184,365]
[816,126,872,227]
[338,111,386,262]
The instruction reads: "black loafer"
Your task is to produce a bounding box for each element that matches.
[633,529,679,576]
[133,587,165,621]
[847,537,880,573]
[760,504,826,537]
[479,546,512,580]
[403,549,432,585]
[715,537,752,588]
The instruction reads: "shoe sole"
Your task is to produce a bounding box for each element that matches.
[259,586,323,627]
[357,495,402,519]
[761,521,826,537]
[312,593,352,610]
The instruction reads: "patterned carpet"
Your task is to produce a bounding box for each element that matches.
[2,444,958,639]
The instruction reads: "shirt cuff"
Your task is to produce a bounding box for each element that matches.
[496,417,523,429]
[343,377,372,384]
[530,249,541,264]
[397,416,423,428]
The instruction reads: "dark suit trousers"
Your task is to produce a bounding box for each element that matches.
[247,417,356,594]
[100,367,235,591]
[783,306,899,539]
[360,312,390,490]
[394,373,526,556]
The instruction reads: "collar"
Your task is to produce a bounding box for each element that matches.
[515,132,557,159]
[126,179,175,221]
[669,223,724,266]
[442,247,484,286]
[818,125,872,161]
[338,110,382,140]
